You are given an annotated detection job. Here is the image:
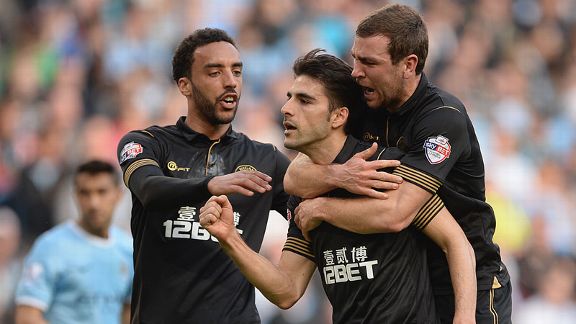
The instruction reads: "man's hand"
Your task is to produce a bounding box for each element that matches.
[337,143,402,199]
[295,198,327,241]
[208,170,272,196]
[199,195,236,241]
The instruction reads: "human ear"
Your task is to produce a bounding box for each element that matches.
[177,77,192,96]
[331,107,349,129]
[403,54,418,78]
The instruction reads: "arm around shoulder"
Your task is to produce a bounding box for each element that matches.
[284,153,340,198]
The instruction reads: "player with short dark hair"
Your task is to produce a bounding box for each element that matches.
[15,160,132,324]
[200,49,475,324]
[285,4,512,324]
[117,28,290,323]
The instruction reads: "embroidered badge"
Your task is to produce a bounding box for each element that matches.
[120,142,143,163]
[235,165,257,172]
[423,135,451,164]
[286,208,292,222]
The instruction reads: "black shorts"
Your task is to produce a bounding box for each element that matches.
[435,281,512,324]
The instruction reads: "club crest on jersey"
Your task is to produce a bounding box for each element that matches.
[286,208,292,222]
[423,135,451,164]
[120,142,143,163]
[235,165,257,172]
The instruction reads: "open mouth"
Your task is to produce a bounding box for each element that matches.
[283,121,297,131]
[219,93,238,107]
[362,86,375,96]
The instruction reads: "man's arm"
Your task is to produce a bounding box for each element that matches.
[422,207,477,324]
[200,195,316,309]
[295,179,431,236]
[284,144,402,199]
[122,303,131,324]
[127,166,273,208]
[118,132,273,209]
[15,305,47,324]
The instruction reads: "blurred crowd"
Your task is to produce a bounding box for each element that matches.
[1,0,576,323]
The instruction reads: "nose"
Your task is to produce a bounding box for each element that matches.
[87,194,101,210]
[223,70,238,89]
[281,98,293,116]
[351,61,364,79]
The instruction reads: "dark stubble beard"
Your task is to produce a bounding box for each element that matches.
[191,81,238,125]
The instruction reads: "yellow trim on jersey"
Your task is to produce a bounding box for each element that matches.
[412,194,444,230]
[139,130,155,138]
[489,287,499,324]
[123,158,160,186]
[283,237,315,261]
[392,165,442,193]
[492,276,502,289]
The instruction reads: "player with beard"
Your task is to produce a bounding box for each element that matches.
[117,28,291,323]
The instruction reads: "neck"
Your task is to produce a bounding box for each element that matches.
[77,220,109,239]
[186,111,230,140]
[388,73,422,112]
[301,132,348,165]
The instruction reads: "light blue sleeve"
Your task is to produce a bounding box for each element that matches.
[116,228,134,304]
[15,236,60,311]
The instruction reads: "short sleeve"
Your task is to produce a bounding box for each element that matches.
[411,194,445,231]
[396,106,470,192]
[282,196,315,262]
[117,130,162,187]
[15,239,58,310]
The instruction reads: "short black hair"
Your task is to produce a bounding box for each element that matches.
[292,49,365,134]
[75,160,120,186]
[172,28,237,82]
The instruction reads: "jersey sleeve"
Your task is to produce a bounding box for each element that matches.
[271,146,291,219]
[118,130,162,186]
[411,194,444,231]
[397,106,470,191]
[15,238,58,310]
[282,196,315,262]
[117,130,213,208]
[377,147,445,230]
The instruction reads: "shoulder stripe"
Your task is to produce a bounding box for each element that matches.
[123,158,160,186]
[283,237,315,261]
[412,194,444,230]
[431,105,461,113]
[137,130,155,138]
[393,165,441,193]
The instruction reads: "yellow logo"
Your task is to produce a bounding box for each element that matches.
[363,132,379,142]
[167,161,190,172]
[235,165,257,172]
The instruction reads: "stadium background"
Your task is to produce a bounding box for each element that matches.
[1,0,575,323]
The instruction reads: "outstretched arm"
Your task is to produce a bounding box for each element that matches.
[422,207,477,324]
[284,143,402,199]
[200,196,316,309]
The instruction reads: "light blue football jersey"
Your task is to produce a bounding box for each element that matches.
[16,222,133,324]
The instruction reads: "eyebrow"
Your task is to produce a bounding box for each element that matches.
[287,91,316,102]
[204,62,243,69]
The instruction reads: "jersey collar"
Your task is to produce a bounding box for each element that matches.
[176,116,240,142]
[332,136,361,164]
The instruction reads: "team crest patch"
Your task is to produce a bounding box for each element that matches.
[286,208,292,222]
[120,142,143,163]
[235,165,257,172]
[423,135,451,164]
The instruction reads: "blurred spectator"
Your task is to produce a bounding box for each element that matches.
[515,257,576,324]
[0,207,22,324]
